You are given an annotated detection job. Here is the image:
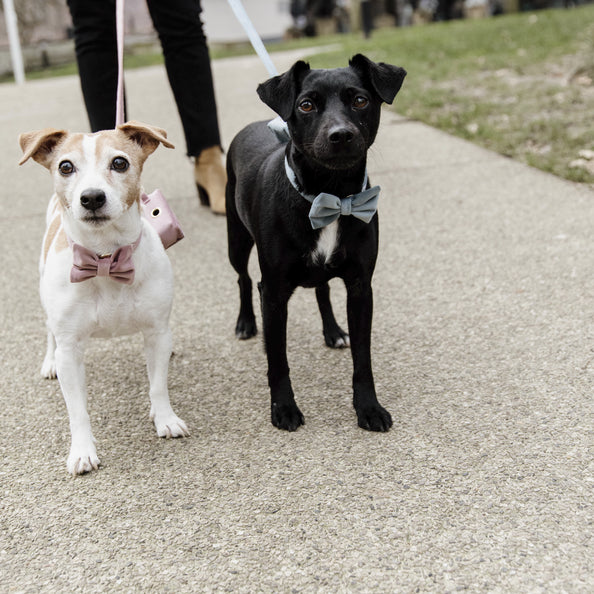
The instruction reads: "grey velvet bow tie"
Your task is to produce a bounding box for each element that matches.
[284,157,380,230]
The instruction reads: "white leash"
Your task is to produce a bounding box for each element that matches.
[226,0,279,77]
[226,0,290,140]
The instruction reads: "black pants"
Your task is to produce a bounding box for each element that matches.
[67,0,221,157]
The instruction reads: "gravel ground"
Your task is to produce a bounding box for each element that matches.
[1,50,592,592]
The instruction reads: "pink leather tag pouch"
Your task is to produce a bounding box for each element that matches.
[141,189,184,249]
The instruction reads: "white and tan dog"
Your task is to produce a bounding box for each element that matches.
[19,121,189,475]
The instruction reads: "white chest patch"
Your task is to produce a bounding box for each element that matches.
[311,220,339,265]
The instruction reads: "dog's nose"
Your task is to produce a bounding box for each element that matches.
[80,189,106,211]
[328,127,354,144]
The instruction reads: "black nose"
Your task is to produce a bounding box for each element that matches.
[328,126,354,144]
[80,189,106,211]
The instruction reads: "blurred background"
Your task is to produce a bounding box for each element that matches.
[2,0,593,185]
[2,0,591,67]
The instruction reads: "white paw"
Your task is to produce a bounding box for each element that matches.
[334,334,350,348]
[41,357,57,379]
[67,443,100,475]
[151,408,190,438]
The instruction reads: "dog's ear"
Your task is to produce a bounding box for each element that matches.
[349,54,407,105]
[257,61,311,120]
[18,128,68,168]
[117,121,175,159]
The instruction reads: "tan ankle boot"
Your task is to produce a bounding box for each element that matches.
[194,146,227,215]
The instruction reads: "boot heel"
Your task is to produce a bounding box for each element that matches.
[194,146,227,215]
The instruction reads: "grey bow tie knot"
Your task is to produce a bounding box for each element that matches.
[308,186,380,230]
[283,156,380,230]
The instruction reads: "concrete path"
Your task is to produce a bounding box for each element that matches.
[1,51,592,592]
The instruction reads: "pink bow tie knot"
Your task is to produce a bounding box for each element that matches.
[70,242,136,284]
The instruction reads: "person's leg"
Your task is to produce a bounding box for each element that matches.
[146,0,221,156]
[146,0,226,214]
[67,0,124,131]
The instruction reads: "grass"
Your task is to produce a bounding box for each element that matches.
[302,5,594,185]
[8,5,594,185]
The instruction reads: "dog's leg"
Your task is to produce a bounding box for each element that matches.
[345,279,393,431]
[227,197,257,339]
[143,328,189,438]
[316,283,350,349]
[54,339,100,474]
[41,328,58,379]
[261,278,304,430]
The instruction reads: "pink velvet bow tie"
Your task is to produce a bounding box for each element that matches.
[69,236,141,284]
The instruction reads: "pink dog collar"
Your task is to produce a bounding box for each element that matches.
[68,234,141,284]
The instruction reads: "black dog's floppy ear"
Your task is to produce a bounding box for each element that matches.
[349,54,407,105]
[257,60,311,120]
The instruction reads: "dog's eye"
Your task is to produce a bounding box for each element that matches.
[111,157,129,172]
[58,160,74,176]
[353,96,369,109]
[298,99,315,113]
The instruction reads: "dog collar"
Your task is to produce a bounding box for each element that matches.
[67,233,142,284]
[284,157,380,230]
[267,117,291,143]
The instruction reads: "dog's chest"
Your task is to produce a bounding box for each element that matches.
[44,257,170,339]
[90,286,144,337]
[91,274,169,338]
[310,221,340,265]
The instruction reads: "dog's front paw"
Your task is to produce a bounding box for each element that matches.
[324,328,350,349]
[41,356,57,379]
[271,402,305,431]
[151,409,190,438]
[235,315,257,340]
[356,405,393,432]
[67,443,100,475]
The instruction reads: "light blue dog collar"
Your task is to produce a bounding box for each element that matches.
[267,117,291,143]
[284,157,380,230]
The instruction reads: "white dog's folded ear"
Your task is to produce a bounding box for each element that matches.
[117,121,175,159]
[18,128,68,168]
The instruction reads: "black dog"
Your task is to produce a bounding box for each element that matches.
[225,54,406,431]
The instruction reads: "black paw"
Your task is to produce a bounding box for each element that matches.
[271,402,305,431]
[356,405,393,432]
[235,316,257,340]
[323,326,350,349]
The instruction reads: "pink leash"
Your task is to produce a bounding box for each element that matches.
[115,0,125,127]
[112,0,184,249]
